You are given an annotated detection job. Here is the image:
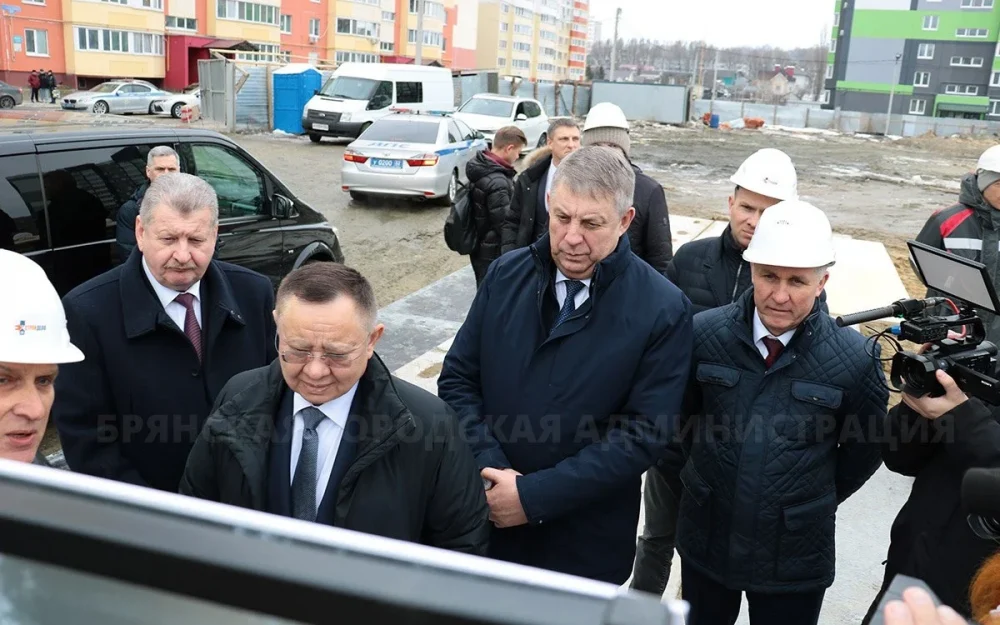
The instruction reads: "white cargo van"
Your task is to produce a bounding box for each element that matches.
[301,63,455,142]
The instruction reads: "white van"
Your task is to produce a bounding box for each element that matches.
[301,63,455,142]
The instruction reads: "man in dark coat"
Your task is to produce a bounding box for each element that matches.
[666,200,888,625]
[115,145,180,263]
[632,147,803,596]
[180,263,489,555]
[579,102,673,274]
[499,118,580,254]
[438,146,694,584]
[913,145,1000,346]
[861,360,1000,622]
[52,173,277,493]
[466,125,525,286]
[0,249,84,465]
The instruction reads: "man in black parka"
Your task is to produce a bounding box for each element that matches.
[466,126,526,286]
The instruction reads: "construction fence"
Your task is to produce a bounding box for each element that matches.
[692,98,1000,138]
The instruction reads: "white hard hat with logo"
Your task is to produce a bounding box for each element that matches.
[730,148,799,202]
[742,200,836,268]
[0,249,84,364]
[583,102,629,131]
[977,145,1000,173]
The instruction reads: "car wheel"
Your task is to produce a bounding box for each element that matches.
[309,134,321,143]
[147,102,156,114]
[349,191,368,203]
[171,102,184,118]
[438,170,458,206]
[92,100,109,115]
[358,122,371,137]
[0,96,14,109]
[536,132,547,148]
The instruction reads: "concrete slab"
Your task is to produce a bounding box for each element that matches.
[670,216,717,249]
[826,238,910,321]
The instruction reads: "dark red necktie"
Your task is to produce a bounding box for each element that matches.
[174,293,203,361]
[763,337,784,368]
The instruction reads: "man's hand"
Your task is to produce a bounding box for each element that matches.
[901,369,969,420]
[884,587,967,625]
[481,467,527,528]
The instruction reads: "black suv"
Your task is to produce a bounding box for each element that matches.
[0,127,344,296]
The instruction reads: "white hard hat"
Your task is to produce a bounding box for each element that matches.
[583,102,629,131]
[730,148,799,202]
[0,250,84,364]
[742,200,835,268]
[977,145,1000,173]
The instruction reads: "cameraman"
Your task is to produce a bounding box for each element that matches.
[862,365,1000,624]
[915,145,1000,344]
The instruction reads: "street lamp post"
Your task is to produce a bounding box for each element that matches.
[885,53,902,136]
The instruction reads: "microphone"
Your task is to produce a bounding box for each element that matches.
[835,297,948,327]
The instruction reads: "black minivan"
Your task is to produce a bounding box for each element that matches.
[0,127,344,296]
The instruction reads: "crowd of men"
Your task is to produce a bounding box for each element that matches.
[4,105,1000,625]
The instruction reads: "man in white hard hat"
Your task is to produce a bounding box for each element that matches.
[578,102,673,275]
[0,250,84,465]
[632,147,805,595]
[662,201,888,625]
[914,144,1000,345]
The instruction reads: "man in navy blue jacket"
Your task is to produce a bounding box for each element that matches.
[437,145,694,585]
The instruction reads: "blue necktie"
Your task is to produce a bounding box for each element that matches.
[291,407,326,521]
[552,280,584,330]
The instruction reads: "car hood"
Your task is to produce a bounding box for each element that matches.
[63,90,104,100]
[308,95,368,113]
[453,112,509,132]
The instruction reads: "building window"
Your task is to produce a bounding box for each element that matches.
[408,0,445,19]
[961,0,994,7]
[382,11,394,20]
[825,64,833,80]
[951,56,984,67]
[910,99,927,115]
[334,51,378,63]
[74,27,165,55]
[514,24,532,36]
[166,16,197,31]
[945,84,979,95]
[833,12,839,27]
[956,28,988,37]
[380,41,393,52]
[22,0,44,5]
[337,19,378,37]
[991,100,1000,116]
[923,15,939,30]
[514,6,531,17]
[217,0,278,26]
[829,39,836,53]
[497,57,506,67]
[822,90,830,104]
[498,40,507,49]
[513,42,531,52]
[918,43,935,59]
[914,71,930,87]
[501,2,509,11]
[512,59,530,69]
[140,0,163,9]
[407,29,442,46]
[309,18,320,37]
[500,22,508,32]
[25,29,48,56]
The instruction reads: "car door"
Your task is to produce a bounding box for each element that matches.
[35,140,171,296]
[446,120,473,184]
[127,84,153,113]
[177,140,285,281]
[0,150,52,279]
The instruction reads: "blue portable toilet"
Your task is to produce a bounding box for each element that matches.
[272,64,323,135]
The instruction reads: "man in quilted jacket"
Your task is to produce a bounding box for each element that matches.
[665,200,889,625]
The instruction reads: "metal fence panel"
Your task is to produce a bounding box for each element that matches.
[536,81,557,116]
[590,81,688,124]
[235,65,269,131]
[197,59,229,125]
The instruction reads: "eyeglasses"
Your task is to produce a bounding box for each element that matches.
[275,335,367,367]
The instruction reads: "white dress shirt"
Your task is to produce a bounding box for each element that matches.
[290,382,359,513]
[752,308,797,360]
[554,269,591,310]
[544,161,558,213]
[142,257,202,330]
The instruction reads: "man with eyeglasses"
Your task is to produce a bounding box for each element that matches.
[52,173,276,493]
[180,262,490,555]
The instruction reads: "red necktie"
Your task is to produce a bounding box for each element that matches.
[174,292,203,362]
[763,337,784,368]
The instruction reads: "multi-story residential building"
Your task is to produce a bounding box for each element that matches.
[475,0,585,81]
[586,17,599,49]
[824,0,1000,120]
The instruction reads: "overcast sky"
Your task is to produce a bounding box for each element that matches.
[588,0,834,49]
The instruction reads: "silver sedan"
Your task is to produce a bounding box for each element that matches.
[61,80,169,115]
[0,80,23,108]
[341,112,488,205]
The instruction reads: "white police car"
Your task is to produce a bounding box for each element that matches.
[341,109,488,205]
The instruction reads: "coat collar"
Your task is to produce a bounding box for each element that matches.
[120,251,246,342]
[528,230,634,292]
[728,287,825,357]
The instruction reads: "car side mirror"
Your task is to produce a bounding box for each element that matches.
[515,113,527,121]
[271,193,295,219]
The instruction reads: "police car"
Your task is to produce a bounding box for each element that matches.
[341,109,488,205]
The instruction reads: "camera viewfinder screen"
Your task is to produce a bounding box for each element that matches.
[911,245,999,314]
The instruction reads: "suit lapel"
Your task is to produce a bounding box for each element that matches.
[265,388,293,518]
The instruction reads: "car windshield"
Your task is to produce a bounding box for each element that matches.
[89,83,120,93]
[360,120,440,144]
[320,77,378,100]
[459,98,514,118]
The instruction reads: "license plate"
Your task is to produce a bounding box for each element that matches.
[371,158,402,169]
[312,123,329,131]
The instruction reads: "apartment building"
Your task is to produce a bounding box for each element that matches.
[824,0,1000,120]
[474,0,586,81]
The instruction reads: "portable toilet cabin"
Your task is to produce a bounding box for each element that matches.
[273,64,323,134]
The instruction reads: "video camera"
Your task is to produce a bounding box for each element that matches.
[835,241,1000,405]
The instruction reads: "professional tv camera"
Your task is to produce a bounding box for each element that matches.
[963,467,1000,541]
[835,240,1000,405]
